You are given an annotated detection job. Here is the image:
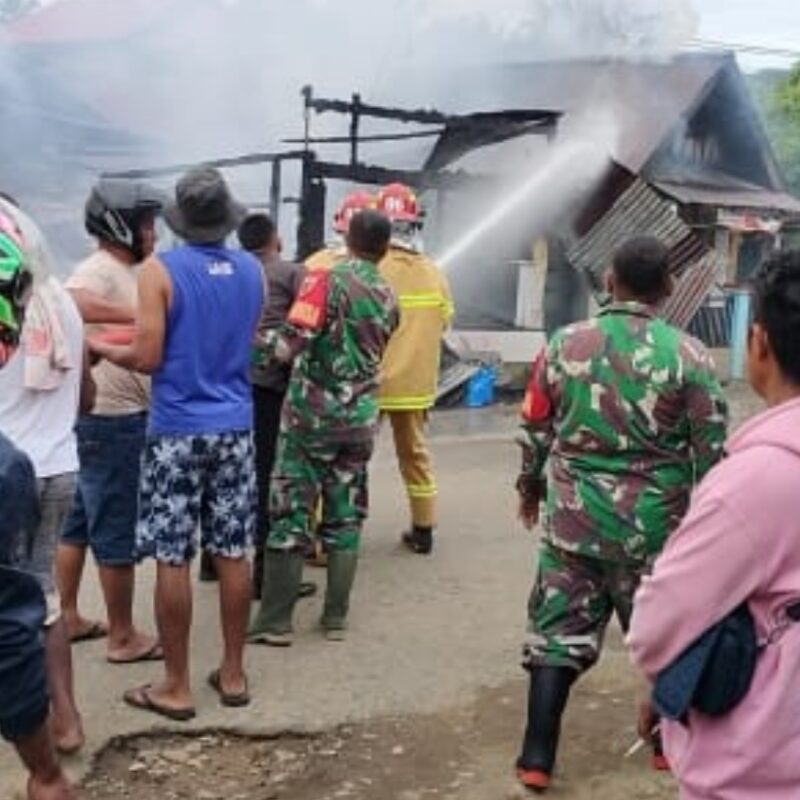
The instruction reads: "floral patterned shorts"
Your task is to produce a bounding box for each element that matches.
[136,431,256,566]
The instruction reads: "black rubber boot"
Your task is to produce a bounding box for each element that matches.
[401,526,434,555]
[199,551,218,582]
[247,550,304,646]
[321,550,359,641]
[517,666,577,791]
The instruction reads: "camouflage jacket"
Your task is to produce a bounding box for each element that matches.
[518,302,728,564]
[254,258,399,442]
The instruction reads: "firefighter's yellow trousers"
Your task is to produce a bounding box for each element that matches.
[387,410,437,528]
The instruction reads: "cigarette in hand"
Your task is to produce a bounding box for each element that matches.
[624,724,661,759]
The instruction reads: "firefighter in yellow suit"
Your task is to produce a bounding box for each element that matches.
[376,183,454,555]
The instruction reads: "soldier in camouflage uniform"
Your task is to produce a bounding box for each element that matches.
[248,210,399,645]
[514,237,728,793]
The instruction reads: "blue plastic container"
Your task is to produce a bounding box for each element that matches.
[466,366,496,408]
[729,289,752,381]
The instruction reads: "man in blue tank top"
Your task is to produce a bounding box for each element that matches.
[91,167,265,720]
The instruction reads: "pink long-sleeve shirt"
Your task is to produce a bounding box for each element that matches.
[629,397,800,800]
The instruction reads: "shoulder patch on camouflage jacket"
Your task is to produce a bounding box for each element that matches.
[522,350,553,423]
[288,271,330,330]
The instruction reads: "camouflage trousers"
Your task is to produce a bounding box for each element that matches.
[267,428,374,554]
[523,539,647,673]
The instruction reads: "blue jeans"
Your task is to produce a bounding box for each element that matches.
[61,413,147,566]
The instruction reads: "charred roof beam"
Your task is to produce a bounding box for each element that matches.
[301,85,560,129]
[282,129,444,146]
[311,159,496,192]
[105,149,308,179]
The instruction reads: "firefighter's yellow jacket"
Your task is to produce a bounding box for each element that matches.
[378,246,454,411]
[305,245,346,272]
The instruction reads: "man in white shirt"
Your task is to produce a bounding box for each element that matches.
[0,269,93,756]
[0,196,78,799]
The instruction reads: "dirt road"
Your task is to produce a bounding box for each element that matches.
[3,385,760,799]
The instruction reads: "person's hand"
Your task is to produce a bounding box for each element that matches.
[85,335,113,364]
[517,489,541,531]
[637,696,659,744]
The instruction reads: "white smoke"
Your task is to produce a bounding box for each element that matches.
[1,0,700,267]
[419,0,698,57]
[431,108,619,277]
[436,136,611,270]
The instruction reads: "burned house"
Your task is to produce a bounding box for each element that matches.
[426,53,800,351]
[239,54,800,353]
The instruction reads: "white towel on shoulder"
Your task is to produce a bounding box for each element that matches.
[22,278,74,391]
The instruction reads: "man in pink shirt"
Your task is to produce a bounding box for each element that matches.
[630,250,800,800]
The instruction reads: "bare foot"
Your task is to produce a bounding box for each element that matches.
[28,770,77,800]
[107,630,161,664]
[217,667,247,698]
[65,615,108,643]
[123,682,196,721]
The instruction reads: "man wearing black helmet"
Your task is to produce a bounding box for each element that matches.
[57,179,163,665]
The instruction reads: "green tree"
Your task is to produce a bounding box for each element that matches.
[750,63,800,196]
[776,63,800,118]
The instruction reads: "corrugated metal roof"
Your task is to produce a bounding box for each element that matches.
[662,251,726,328]
[567,180,697,285]
[655,179,800,215]
[566,178,720,329]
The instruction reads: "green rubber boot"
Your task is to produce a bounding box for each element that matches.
[321,550,359,641]
[248,550,304,647]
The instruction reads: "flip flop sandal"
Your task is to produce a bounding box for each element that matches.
[108,642,165,665]
[207,669,251,708]
[123,684,196,722]
[69,621,108,643]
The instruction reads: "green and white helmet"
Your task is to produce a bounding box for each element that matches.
[0,202,33,366]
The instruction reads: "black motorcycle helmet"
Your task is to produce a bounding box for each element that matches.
[85,178,165,261]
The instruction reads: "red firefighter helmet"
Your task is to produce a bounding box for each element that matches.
[376,183,421,224]
[333,190,375,234]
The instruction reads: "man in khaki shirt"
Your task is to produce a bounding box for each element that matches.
[56,179,164,664]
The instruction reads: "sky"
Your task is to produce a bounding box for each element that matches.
[18,1,800,73]
[695,0,800,70]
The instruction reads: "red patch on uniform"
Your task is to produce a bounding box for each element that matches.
[288,272,330,330]
[521,351,552,422]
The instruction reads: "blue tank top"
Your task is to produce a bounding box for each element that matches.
[150,245,265,436]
